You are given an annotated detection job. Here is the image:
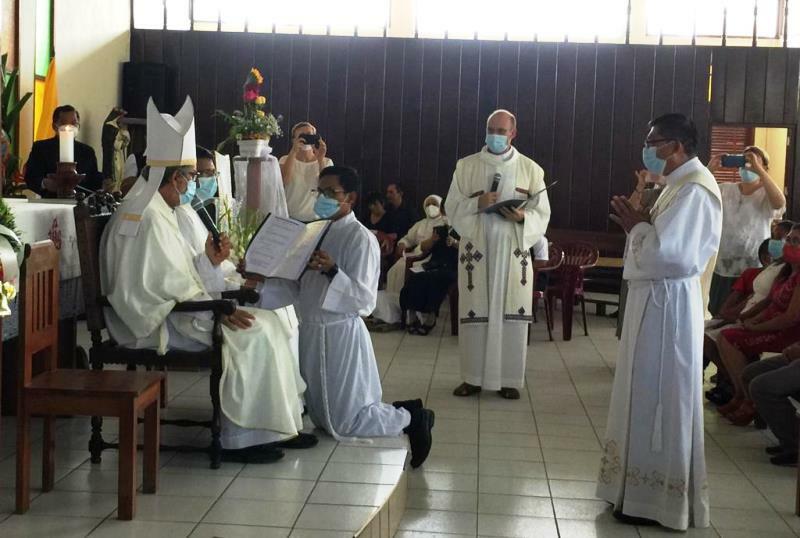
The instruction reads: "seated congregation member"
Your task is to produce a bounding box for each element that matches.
[741,342,800,466]
[707,146,786,317]
[362,192,399,290]
[717,224,800,426]
[280,121,332,222]
[385,181,417,240]
[371,195,447,327]
[401,223,460,335]
[25,105,104,196]
[101,98,306,462]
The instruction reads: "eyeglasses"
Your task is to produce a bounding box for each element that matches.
[197,171,220,179]
[311,188,345,198]
[180,171,199,181]
[643,138,674,148]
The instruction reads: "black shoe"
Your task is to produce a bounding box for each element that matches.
[753,414,767,430]
[276,433,319,449]
[406,408,434,469]
[612,510,659,526]
[220,445,284,464]
[498,387,520,400]
[393,399,424,413]
[766,445,785,455]
[705,387,732,406]
[770,452,798,466]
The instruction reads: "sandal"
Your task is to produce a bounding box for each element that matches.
[453,382,482,397]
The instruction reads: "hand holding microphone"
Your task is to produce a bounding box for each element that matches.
[478,173,501,210]
[192,197,221,249]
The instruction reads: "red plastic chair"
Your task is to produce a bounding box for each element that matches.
[545,241,599,340]
[528,244,564,344]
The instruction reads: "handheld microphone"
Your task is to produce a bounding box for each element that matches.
[490,173,501,192]
[192,197,221,248]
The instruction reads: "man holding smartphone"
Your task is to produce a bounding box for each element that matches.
[279,121,332,221]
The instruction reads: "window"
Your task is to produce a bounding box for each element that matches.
[646,0,782,39]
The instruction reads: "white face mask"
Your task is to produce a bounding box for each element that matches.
[302,144,314,152]
[425,205,441,219]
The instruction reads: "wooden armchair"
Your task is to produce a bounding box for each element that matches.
[73,194,257,469]
[400,251,459,336]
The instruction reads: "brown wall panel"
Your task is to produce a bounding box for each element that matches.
[131,30,800,229]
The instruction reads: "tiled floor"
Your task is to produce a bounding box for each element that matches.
[0,312,799,537]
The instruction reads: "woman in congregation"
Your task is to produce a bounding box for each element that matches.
[707,146,786,317]
[716,223,800,426]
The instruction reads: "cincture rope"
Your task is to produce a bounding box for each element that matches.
[648,279,671,452]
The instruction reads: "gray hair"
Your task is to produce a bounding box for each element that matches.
[487,109,517,130]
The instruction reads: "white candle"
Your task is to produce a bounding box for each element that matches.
[58,127,75,163]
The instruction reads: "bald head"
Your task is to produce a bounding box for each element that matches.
[487,109,516,130]
[485,109,517,154]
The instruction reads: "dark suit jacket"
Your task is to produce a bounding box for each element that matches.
[385,201,418,239]
[24,136,104,195]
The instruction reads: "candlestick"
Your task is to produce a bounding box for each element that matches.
[58,126,75,163]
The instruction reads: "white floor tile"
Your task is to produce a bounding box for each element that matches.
[89,519,195,538]
[0,514,102,538]
[399,509,477,535]
[203,499,304,527]
[477,514,558,538]
[294,503,377,532]
[308,481,394,506]
[222,477,315,503]
[190,523,290,538]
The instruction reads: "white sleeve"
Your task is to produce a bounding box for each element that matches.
[193,252,227,294]
[322,232,380,316]
[521,165,551,251]
[444,161,481,242]
[533,236,549,261]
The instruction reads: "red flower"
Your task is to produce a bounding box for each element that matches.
[243,89,259,102]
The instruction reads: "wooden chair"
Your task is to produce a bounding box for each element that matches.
[73,194,257,469]
[545,241,599,340]
[399,252,459,337]
[528,244,565,344]
[16,240,163,520]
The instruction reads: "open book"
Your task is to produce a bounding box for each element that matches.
[479,180,558,215]
[244,214,332,280]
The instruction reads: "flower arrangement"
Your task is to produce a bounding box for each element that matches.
[218,197,265,262]
[216,67,282,149]
[0,280,16,317]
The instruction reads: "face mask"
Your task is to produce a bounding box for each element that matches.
[314,195,340,219]
[425,205,441,219]
[175,179,196,206]
[739,168,759,183]
[485,134,509,154]
[768,239,785,260]
[642,146,667,175]
[302,144,314,152]
[783,243,800,264]
[196,175,218,201]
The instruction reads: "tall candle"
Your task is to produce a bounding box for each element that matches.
[58,127,75,163]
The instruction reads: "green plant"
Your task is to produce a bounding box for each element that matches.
[1,53,33,183]
[0,198,22,252]
[218,197,265,262]
[215,67,282,152]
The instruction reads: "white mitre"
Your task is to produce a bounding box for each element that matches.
[117,96,197,236]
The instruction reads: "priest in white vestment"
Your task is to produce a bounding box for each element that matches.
[598,113,721,530]
[445,110,551,400]
[101,98,305,462]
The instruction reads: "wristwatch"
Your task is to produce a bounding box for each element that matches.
[322,264,339,280]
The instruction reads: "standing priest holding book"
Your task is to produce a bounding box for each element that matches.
[445,109,551,400]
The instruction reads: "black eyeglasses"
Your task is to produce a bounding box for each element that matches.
[311,188,345,198]
[643,138,674,148]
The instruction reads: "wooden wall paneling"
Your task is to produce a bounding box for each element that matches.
[630,46,656,172]
[360,38,388,201]
[710,47,726,123]
[477,41,501,147]
[783,49,800,125]
[380,39,406,188]
[744,47,768,123]
[497,41,520,112]
[515,43,539,160]
[570,44,598,230]
[398,39,423,191]
[652,46,676,118]
[764,47,788,124]
[456,40,480,160]
[671,46,696,115]
[551,44,578,228]
[195,31,221,149]
[722,47,747,123]
[270,35,294,156]
[214,33,241,150]
[251,34,276,148]
[307,36,331,147]
[142,31,164,64]
[693,47,713,160]
[609,46,636,202]
[588,45,617,231]
[177,31,199,121]
[343,38,366,173]
[289,36,312,141]
[418,39,444,199]
[323,37,349,166]
[130,29,145,63]
[532,44,558,188]
[435,41,462,193]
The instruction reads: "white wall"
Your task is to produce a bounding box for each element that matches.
[52,0,130,159]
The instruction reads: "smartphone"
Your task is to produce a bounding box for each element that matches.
[299,133,321,148]
[721,154,747,168]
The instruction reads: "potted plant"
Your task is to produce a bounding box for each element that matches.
[1,53,33,195]
[216,68,282,158]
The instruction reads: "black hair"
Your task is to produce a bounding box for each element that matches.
[320,165,360,194]
[777,223,800,280]
[53,104,79,124]
[196,145,215,163]
[775,220,794,237]
[758,238,771,261]
[648,113,698,156]
[387,181,404,194]
[365,191,386,207]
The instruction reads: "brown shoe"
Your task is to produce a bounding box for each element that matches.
[717,396,743,416]
[728,400,756,427]
[453,382,482,397]
[498,387,520,400]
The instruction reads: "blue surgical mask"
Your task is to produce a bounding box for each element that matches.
[314,195,340,219]
[485,134,509,154]
[642,146,667,175]
[196,175,218,201]
[177,180,197,206]
[768,239,785,260]
[739,168,759,183]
